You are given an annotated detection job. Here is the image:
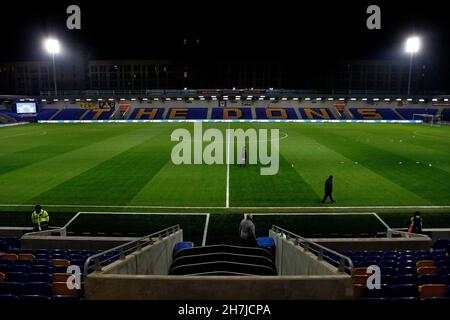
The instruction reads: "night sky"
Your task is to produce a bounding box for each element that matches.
[0,0,450,88]
[0,0,448,64]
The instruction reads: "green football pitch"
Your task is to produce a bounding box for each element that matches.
[1,122,450,211]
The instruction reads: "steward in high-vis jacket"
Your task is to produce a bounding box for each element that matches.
[31,205,50,231]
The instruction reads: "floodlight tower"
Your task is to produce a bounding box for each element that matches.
[405,36,420,96]
[44,38,61,96]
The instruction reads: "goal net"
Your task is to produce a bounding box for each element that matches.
[413,113,441,126]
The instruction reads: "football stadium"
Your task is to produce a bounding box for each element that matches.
[1,1,450,309]
[1,91,450,301]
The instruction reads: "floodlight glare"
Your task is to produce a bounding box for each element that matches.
[405,36,420,54]
[44,38,60,54]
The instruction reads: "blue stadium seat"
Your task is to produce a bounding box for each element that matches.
[393,275,417,285]
[0,294,20,301]
[432,250,447,257]
[68,254,85,261]
[33,259,51,266]
[380,267,395,277]
[28,273,52,283]
[433,240,449,250]
[435,258,450,267]
[364,284,390,298]
[36,249,50,255]
[52,295,81,301]
[0,282,25,296]
[20,294,51,301]
[390,284,419,298]
[5,248,20,254]
[435,260,450,268]
[0,265,11,274]
[174,242,194,255]
[70,259,85,269]
[256,237,275,253]
[442,274,450,285]
[398,261,416,268]
[13,260,33,267]
[35,254,50,260]
[19,249,35,255]
[51,249,66,255]
[417,255,433,261]
[53,266,68,273]
[32,265,52,274]
[24,282,52,296]
[381,275,393,285]
[379,260,396,269]
[10,265,31,273]
[0,259,13,266]
[440,267,450,276]
[360,260,379,267]
[66,250,82,255]
[390,297,419,301]
[396,267,417,275]
[51,254,69,260]
[6,272,29,283]
[418,274,443,285]
[82,250,97,256]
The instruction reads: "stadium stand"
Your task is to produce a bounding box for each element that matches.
[395,108,438,120]
[35,109,58,121]
[0,236,119,300]
[211,108,252,120]
[349,108,401,120]
[128,108,164,120]
[299,108,336,120]
[255,107,297,119]
[52,109,86,121]
[346,245,450,300]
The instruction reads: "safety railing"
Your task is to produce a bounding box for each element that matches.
[387,228,430,239]
[22,212,82,237]
[271,225,354,273]
[83,225,180,278]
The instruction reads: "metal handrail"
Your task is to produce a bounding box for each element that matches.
[387,228,430,239]
[271,225,354,273]
[83,225,180,278]
[22,212,82,237]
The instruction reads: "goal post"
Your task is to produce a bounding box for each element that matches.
[413,113,441,126]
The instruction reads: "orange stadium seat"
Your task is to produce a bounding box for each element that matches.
[419,284,448,299]
[0,272,5,282]
[417,266,439,275]
[18,253,35,261]
[0,253,18,260]
[416,260,435,268]
[52,282,79,297]
[52,259,70,267]
[353,275,368,285]
[353,284,365,299]
[352,267,367,276]
[52,273,71,283]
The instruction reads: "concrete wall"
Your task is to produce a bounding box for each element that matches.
[21,235,139,251]
[102,230,183,275]
[85,274,353,300]
[311,237,433,252]
[85,231,353,300]
[0,227,33,237]
[270,230,339,276]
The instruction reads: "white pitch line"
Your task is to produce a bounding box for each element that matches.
[225,122,231,208]
[1,204,450,210]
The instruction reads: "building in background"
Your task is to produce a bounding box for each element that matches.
[332,60,433,95]
[0,56,445,95]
